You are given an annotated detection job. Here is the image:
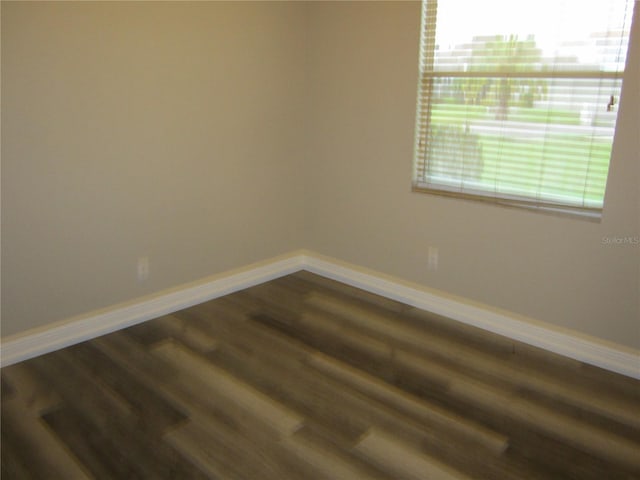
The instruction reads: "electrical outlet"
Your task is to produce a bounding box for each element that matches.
[427,246,439,271]
[137,256,150,281]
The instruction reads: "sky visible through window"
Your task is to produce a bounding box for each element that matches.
[434,0,633,69]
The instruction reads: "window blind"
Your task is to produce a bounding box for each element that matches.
[413,0,634,218]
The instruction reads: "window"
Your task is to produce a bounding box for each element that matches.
[413,0,635,219]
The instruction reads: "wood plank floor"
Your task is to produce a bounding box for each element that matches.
[2,271,639,479]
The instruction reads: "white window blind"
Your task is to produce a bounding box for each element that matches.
[413,0,635,218]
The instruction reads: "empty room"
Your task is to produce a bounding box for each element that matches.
[1,1,639,478]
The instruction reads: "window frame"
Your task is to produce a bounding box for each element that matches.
[412,0,634,221]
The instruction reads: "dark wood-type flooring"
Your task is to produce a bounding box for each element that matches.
[2,271,640,479]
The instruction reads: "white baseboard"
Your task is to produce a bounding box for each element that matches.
[2,250,638,379]
[0,252,305,367]
[301,252,640,380]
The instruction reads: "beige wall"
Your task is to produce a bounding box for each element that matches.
[305,2,640,349]
[1,1,308,336]
[2,2,638,349]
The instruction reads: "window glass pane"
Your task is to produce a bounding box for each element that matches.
[414,0,634,216]
[432,0,632,73]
